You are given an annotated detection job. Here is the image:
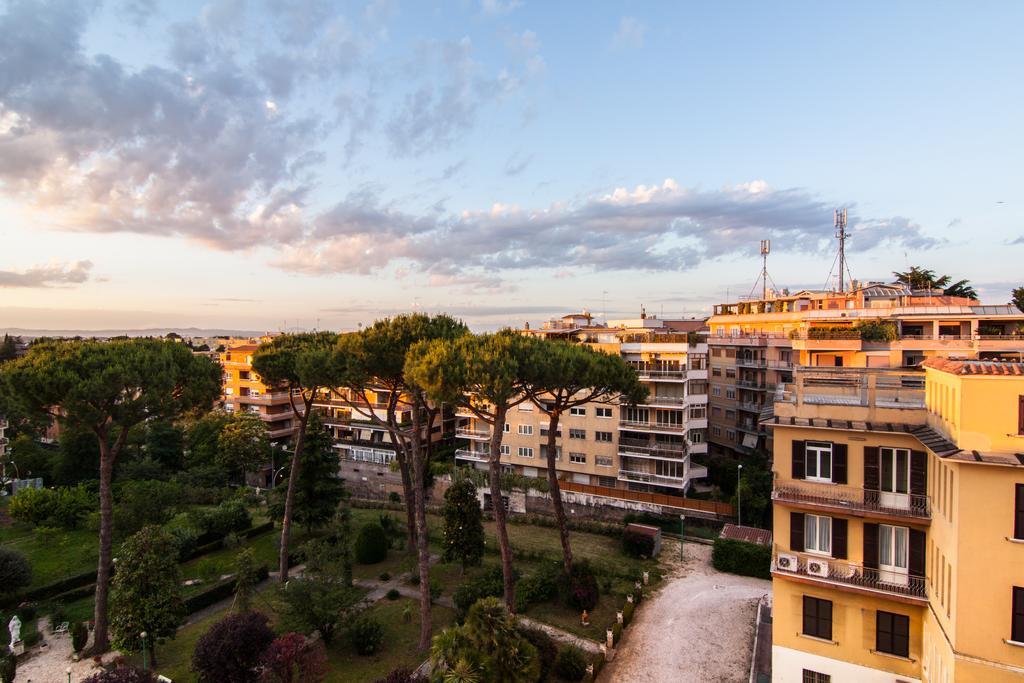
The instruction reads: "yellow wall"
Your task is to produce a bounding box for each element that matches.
[926,368,1024,453]
[773,426,923,490]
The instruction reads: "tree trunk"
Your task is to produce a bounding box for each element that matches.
[410,405,433,651]
[488,405,516,612]
[278,416,308,582]
[90,436,116,654]
[395,451,418,554]
[545,410,574,575]
[150,641,158,667]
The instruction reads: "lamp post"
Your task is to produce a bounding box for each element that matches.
[679,514,686,560]
[271,466,287,489]
[140,631,148,671]
[66,666,71,683]
[737,464,744,527]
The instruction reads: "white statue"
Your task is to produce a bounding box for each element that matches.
[7,615,21,651]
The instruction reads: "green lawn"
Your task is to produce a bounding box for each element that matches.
[0,525,100,589]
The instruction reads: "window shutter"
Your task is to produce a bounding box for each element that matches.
[910,450,927,497]
[909,528,926,578]
[792,440,806,479]
[832,518,848,559]
[790,512,805,552]
[833,443,848,484]
[1015,484,1024,540]
[1013,587,1024,643]
[863,523,879,569]
[863,447,880,490]
[1019,395,1024,435]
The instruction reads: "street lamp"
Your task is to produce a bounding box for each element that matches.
[271,466,287,489]
[140,631,148,670]
[66,666,72,683]
[737,464,744,527]
[679,514,686,560]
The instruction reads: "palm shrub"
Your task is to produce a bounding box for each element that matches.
[554,646,588,681]
[429,597,540,683]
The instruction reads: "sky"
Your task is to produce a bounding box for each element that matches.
[1,0,1022,333]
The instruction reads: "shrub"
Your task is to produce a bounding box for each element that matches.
[452,566,507,618]
[516,562,560,608]
[16,605,37,622]
[8,485,93,529]
[387,492,402,505]
[408,573,420,586]
[260,633,327,683]
[0,652,14,683]
[621,528,655,558]
[192,612,275,683]
[622,601,635,626]
[82,669,157,683]
[349,615,384,656]
[554,645,589,681]
[114,480,182,536]
[71,621,89,652]
[611,622,623,645]
[519,627,557,682]
[22,630,41,647]
[561,560,599,611]
[379,572,391,582]
[168,526,202,561]
[206,501,253,537]
[711,538,771,580]
[386,588,401,601]
[354,522,389,564]
[374,668,426,683]
[0,547,32,597]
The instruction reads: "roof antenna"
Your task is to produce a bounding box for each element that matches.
[760,239,771,300]
[834,208,849,293]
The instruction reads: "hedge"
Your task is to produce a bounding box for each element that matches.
[183,564,270,614]
[179,521,274,562]
[711,537,771,580]
[21,568,103,603]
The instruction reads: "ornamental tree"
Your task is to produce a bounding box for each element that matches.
[522,339,645,574]
[429,597,540,683]
[0,338,221,653]
[217,412,271,483]
[252,332,337,582]
[192,611,275,683]
[260,632,327,683]
[407,330,534,612]
[267,412,344,530]
[110,525,186,665]
[441,477,485,572]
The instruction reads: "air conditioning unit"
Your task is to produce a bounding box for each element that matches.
[776,553,798,572]
[807,559,830,578]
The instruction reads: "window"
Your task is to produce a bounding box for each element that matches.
[804,514,832,555]
[570,407,587,416]
[540,426,561,437]
[540,445,561,460]
[712,425,722,437]
[805,441,833,481]
[689,380,708,394]
[726,429,736,441]
[595,431,613,442]
[802,596,832,640]
[517,447,534,458]
[569,452,586,464]
[598,476,617,488]
[596,455,613,467]
[518,403,533,412]
[689,404,706,419]
[725,388,736,400]
[1013,587,1024,643]
[518,424,533,435]
[1019,396,1024,435]
[725,409,735,420]
[500,445,510,455]
[596,407,612,418]
[725,368,736,378]
[569,428,586,439]
[1015,484,1024,540]
[711,386,721,397]
[503,423,510,432]
[879,524,909,583]
[802,671,830,683]
[711,406,722,417]
[876,611,910,657]
[880,447,910,494]
[689,430,704,443]
[712,367,722,377]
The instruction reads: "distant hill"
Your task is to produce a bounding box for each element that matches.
[0,327,269,339]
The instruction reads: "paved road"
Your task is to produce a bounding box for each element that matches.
[599,541,770,683]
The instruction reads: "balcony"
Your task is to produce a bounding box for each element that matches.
[735,358,768,368]
[774,368,926,424]
[639,395,688,407]
[0,419,7,430]
[618,419,686,434]
[455,426,491,440]
[772,546,926,601]
[618,438,687,459]
[772,480,929,520]
[737,401,763,413]
[0,437,9,447]
[736,379,772,391]
[617,469,687,489]
[454,448,490,463]
[634,368,687,381]
[233,393,293,405]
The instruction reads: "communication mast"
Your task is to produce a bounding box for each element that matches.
[760,240,771,300]
[834,208,850,293]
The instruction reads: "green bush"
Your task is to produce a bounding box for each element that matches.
[621,528,655,558]
[350,615,384,656]
[0,547,32,598]
[554,645,589,681]
[519,627,557,682]
[71,621,88,652]
[622,601,635,626]
[561,560,599,611]
[452,566,507,618]
[8,485,93,529]
[711,537,771,580]
[386,588,401,601]
[0,652,15,683]
[611,622,623,645]
[515,562,560,610]
[854,319,899,342]
[379,572,391,581]
[388,492,401,504]
[354,523,389,564]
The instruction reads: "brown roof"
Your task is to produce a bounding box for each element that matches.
[227,344,259,352]
[720,524,772,546]
[921,358,1024,376]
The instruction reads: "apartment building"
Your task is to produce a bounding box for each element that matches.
[707,283,1024,462]
[219,342,297,442]
[767,361,1024,682]
[0,414,7,465]
[455,312,709,495]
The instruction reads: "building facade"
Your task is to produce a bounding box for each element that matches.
[455,313,710,495]
[219,342,297,442]
[768,361,1024,682]
[707,284,1024,463]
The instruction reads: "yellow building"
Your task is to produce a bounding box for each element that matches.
[767,360,1024,682]
[219,341,297,441]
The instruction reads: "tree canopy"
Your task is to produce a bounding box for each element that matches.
[892,266,977,300]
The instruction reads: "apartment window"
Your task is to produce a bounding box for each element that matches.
[879,524,910,579]
[876,611,910,658]
[725,409,735,420]
[540,445,561,460]
[517,447,534,458]
[712,367,722,377]
[711,386,721,397]
[598,476,617,488]
[802,672,830,683]
[518,403,534,412]
[712,425,722,437]
[1015,484,1024,540]
[880,447,910,495]
[539,426,561,438]
[726,430,736,441]
[689,404,706,419]
[569,452,586,464]
[805,441,833,482]
[1019,396,1024,435]
[569,428,586,439]
[500,445,510,455]
[690,380,708,394]
[1013,587,1024,643]
[596,407,612,418]
[725,368,736,378]
[689,430,704,443]
[518,424,533,435]
[504,423,510,432]
[595,431,613,442]
[596,455,613,467]
[711,406,722,416]
[802,596,832,641]
[570,407,587,416]
[804,514,832,555]
[725,388,736,400]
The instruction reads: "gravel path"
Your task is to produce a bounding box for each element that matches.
[599,540,770,683]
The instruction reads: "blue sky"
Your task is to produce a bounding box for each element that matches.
[1,0,1021,332]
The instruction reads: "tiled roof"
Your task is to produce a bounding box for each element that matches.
[720,524,772,546]
[921,358,1024,376]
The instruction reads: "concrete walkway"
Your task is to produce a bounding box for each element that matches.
[599,541,770,683]
[517,615,602,654]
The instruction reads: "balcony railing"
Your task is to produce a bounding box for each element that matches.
[455,427,491,440]
[777,368,925,409]
[634,369,687,380]
[772,546,926,600]
[735,358,768,368]
[617,469,687,488]
[736,379,772,390]
[454,448,490,463]
[640,395,688,406]
[772,480,930,519]
[737,401,763,413]
[619,419,686,433]
[618,438,686,458]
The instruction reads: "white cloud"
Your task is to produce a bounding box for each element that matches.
[481,0,522,16]
[612,16,646,49]
[0,261,94,288]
